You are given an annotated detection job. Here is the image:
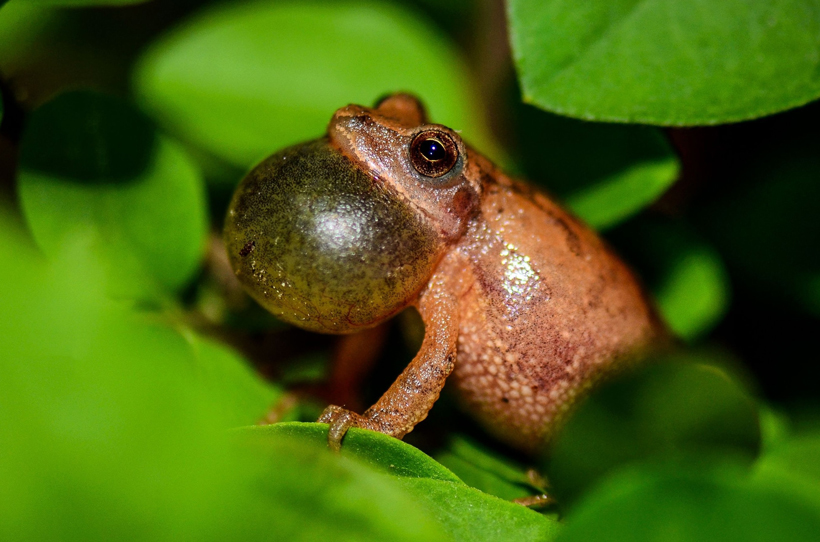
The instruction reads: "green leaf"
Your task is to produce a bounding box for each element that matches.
[546,357,761,506]
[514,104,680,230]
[758,432,820,488]
[611,219,730,341]
[753,408,820,510]
[241,436,451,542]
[183,332,284,428]
[753,431,820,513]
[0,215,447,542]
[435,435,537,500]
[237,424,557,541]
[239,424,558,541]
[0,226,255,541]
[508,0,820,125]
[241,422,464,483]
[565,159,678,230]
[133,0,496,173]
[758,407,793,454]
[653,245,730,341]
[18,90,208,299]
[557,464,820,542]
[400,478,562,542]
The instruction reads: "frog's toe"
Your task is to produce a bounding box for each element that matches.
[317,404,345,424]
[317,405,361,452]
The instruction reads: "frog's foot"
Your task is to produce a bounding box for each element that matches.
[512,493,556,509]
[317,405,388,452]
[512,468,554,508]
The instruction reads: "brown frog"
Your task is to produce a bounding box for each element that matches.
[224,94,668,453]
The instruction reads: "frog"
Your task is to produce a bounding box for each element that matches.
[224,94,668,454]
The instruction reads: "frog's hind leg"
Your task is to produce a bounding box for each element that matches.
[318,257,463,451]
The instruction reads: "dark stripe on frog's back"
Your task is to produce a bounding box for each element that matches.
[479,171,586,259]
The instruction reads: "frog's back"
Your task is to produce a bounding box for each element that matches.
[450,161,666,451]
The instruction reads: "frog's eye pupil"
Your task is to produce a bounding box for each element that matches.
[419,139,446,162]
[410,130,459,178]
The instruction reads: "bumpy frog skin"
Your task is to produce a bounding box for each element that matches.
[224,94,668,453]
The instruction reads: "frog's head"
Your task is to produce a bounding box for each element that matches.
[224,94,482,333]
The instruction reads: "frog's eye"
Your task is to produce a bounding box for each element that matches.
[409,130,459,178]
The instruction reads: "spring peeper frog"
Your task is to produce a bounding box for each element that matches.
[224,94,668,453]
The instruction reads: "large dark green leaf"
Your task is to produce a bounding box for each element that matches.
[18,90,208,299]
[557,464,820,542]
[546,357,760,506]
[134,1,496,173]
[508,0,820,125]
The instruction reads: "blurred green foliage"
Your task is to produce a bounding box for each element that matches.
[512,104,680,230]
[133,1,497,173]
[1,0,819,540]
[611,219,731,341]
[703,146,820,317]
[556,462,820,542]
[546,357,761,506]
[18,91,208,300]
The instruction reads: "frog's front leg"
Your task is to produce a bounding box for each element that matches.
[318,265,460,451]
